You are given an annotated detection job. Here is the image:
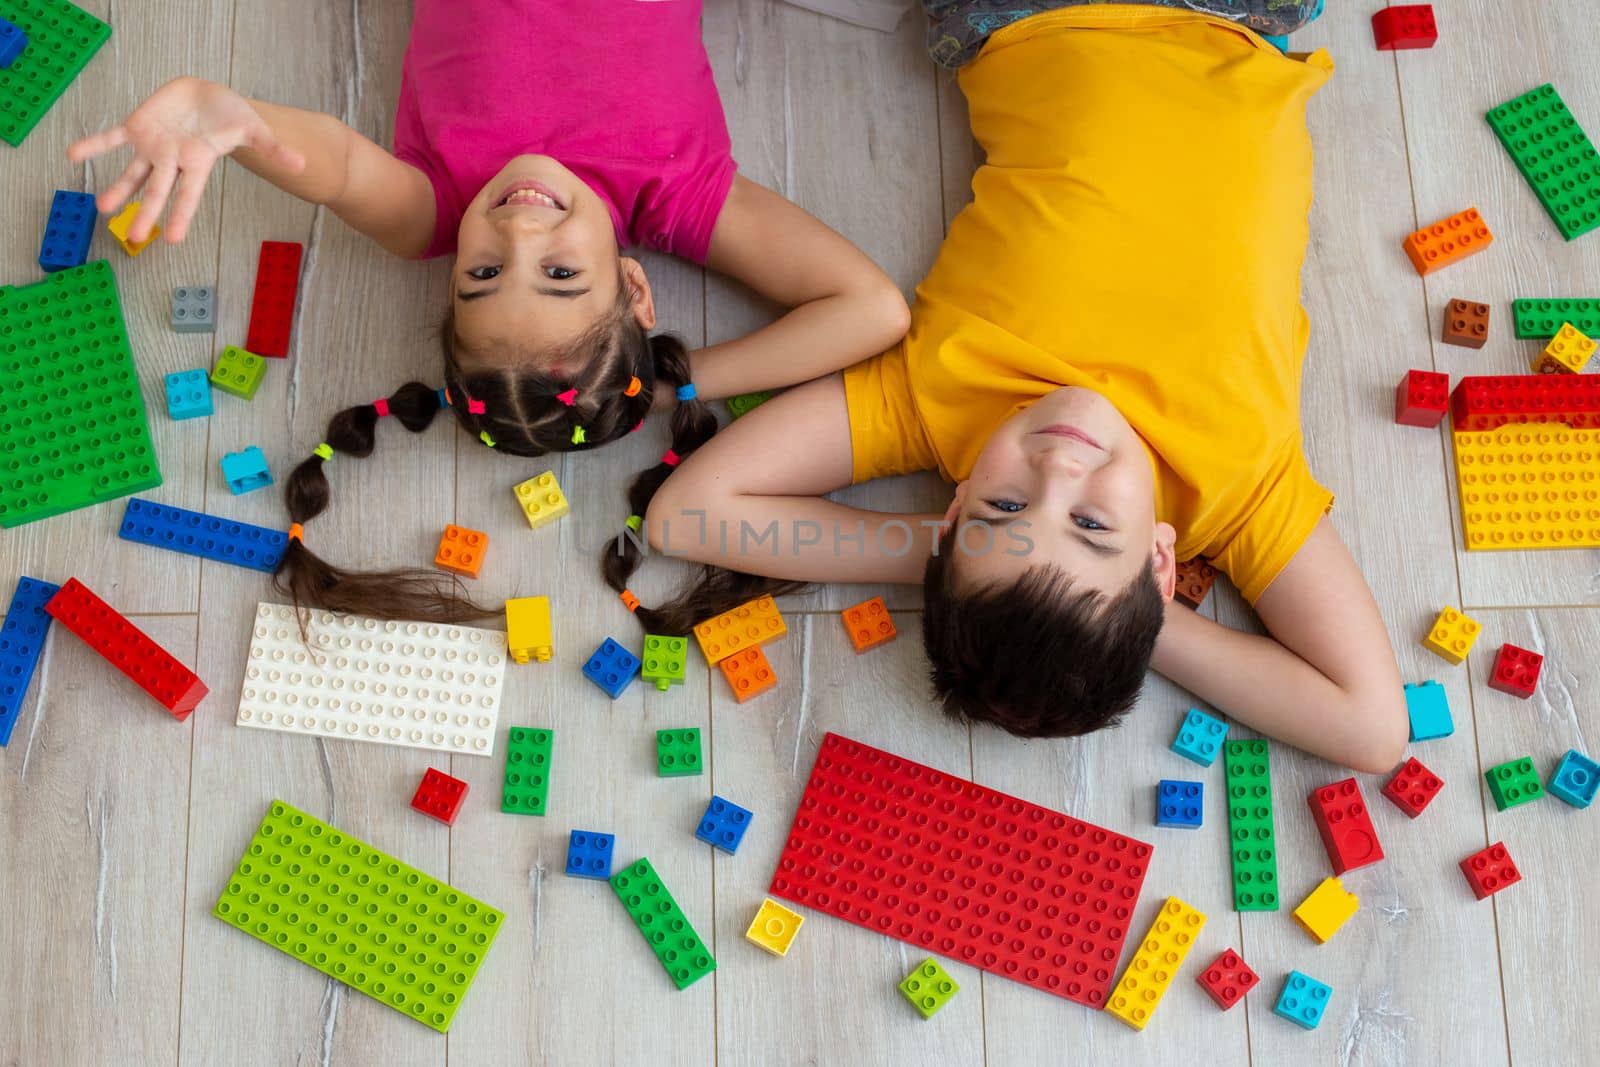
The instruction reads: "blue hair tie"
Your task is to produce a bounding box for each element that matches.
[436,387,451,408]
[676,383,697,402]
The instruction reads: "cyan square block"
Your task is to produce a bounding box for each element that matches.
[171,286,216,333]
[38,189,95,272]
[164,369,213,420]
[582,638,640,699]
[1404,681,1454,741]
[1171,708,1227,766]
[695,795,753,854]
[1273,970,1332,1030]
[565,830,614,880]
[220,446,271,495]
[1155,779,1203,828]
[1549,749,1599,809]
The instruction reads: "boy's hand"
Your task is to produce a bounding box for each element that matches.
[67,76,306,244]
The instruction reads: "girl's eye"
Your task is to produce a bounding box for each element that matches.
[1074,514,1108,532]
[986,499,1025,514]
[466,266,501,281]
[545,266,577,280]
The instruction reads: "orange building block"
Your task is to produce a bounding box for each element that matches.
[1403,209,1493,276]
[1174,558,1219,608]
[693,594,787,665]
[434,524,488,578]
[841,597,897,653]
[719,646,776,703]
[1453,423,1600,551]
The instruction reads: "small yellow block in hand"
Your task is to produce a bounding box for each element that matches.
[107,201,160,256]
[1423,605,1481,665]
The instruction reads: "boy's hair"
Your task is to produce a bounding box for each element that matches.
[921,545,1165,737]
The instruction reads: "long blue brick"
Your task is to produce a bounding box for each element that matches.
[117,497,288,573]
[38,189,95,272]
[1,576,60,746]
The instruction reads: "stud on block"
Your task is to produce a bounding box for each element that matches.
[1404,681,1454,741]
[1155,780,1203,828]
[220,446,271,495]
[1371,3,1436,49]
[1173,557,1219,608]
[1292,876,1359,945]
[1441,299,1490,348]
[1273,971,1333,1030]
[1395,370,1449,428]
[693,594,787,665]
[410,767,469,825]
[501,727,552,815]
[1487,85,1600,241]
[1171,707,1228,767]
[1224,739,1279,912]
[434,524,488,578]
[106,201,159,255]
[512,471,569,529]
[504,596,552,664]
[0,577,60,747]
[745,898,804,957]
[1307,778,1384,875]
[1403,209,1492,276]
[170,286,216,333]
[38,189,95,272]
[164,370,212,420]
[44,578,207,719]
[245,240,302,357]
[1488,643,1542,698]
[656,728,702,777]
[1105,896,1207,1030]
[1484,756,1543,811]
[642,635,688,691]
[719,645,776,703]
[694,795,753,854]
[210,345,266,400]
[1548,749,1599,808]
[565,830,614,880]
[582,638,640,699]
[841,596,897,652]
[0,0,111,148]
[900,959,960,1020]
[1532,323,1596,375]
[1459,841,1520,900]
[1423,606,1481,665]
[1196,949,1258,1011]
[1382,757,1443,818]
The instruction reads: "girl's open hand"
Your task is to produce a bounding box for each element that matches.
[67,76,306,244]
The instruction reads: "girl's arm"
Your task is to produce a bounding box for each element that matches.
[1149,517,1410,774]
[690,177,912,399]
[69,77,435,258]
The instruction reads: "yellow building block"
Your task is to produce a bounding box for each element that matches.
[505,596,552,664]
[512,471,569,529]
[1422,606,1481,664]
[1453,424,1600,551]
[692,594,787,666]
[1292,876,1358,945]
[106,202,160,256]
[1105,896,1207,1031]
[1531,322,1597,374]
[744,898,804,957]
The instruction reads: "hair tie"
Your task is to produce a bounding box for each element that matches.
[437,387,450,409]
[571,426,587,445]
[661,448,680,467]
[676,382,697,402]
[373,398,391,417]
[626,514,643,533]
[287,523,304,543]
[313,442,333,462]
[624,376,642,397]
[479,430,496,447]
[556,388,578,407]
[467,398,486,415]
[620,589,640,612]
[631,419,645,434]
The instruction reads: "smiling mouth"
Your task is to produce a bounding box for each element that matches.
[495,180,565,210]
[1032,424,1104,450]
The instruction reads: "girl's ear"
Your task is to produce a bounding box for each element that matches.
[619,257,657,330]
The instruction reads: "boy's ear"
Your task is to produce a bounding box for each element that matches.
[620,257,657,330]
[1152,520,1179,601]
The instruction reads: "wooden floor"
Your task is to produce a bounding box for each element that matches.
[3,1,1598,1064]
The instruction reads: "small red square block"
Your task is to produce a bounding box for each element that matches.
[1395,370,1449,427]
[1372,4,1437,50]
[411,767,469,825]
[1196,948,1258,1011]
[1308,777,1385,874]
[434,524,489,578]
[1487,643,1542,699]
[1459,841,1520,900]
[1382,757,1443,818]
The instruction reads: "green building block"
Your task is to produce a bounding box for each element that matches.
[726,390,773,419]
[213,799,504,1033]
[0,261,161,528]
[502,726,552,815]
[1513,298,1600,339]
[210,345,266,400]
[0,0,110,146]
[609,857,715,990]
[1485,756,1544,811]
[900,958,960,1019]
[1223,739,1279,912]
[1487,84,1600,241]
[641,634,687,691]
[656,728,702,777]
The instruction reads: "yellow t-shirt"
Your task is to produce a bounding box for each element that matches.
[843,6,1334,604]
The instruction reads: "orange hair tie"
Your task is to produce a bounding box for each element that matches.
[620,590,640,612]
[624,376,642,397]
[287,523,304,542]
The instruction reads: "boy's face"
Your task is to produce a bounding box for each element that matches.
[948,386,1177,598]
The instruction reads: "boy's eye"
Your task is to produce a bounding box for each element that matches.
[986,499,1025,514]
[1074,514,1109,532]
[545,266,577,281]
[466,266,501,281]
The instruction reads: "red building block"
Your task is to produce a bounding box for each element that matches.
[245,240,303,357]
[411,767,469,825]
[1442,299,1490,349]
[1403,209,1493,276]
[1459,841,1520,900]
[769,732,1153,1009]
[1174,557,1219,608]
[1307,778,1384,875]
[841,596,897,652]
[719,645,777,703]
[1449,374,1600,431]
[1487,643,1543,699]
[1196,948,1259,1011]
[1382,757,1443,818]
[1395,370,1449,427]
[43,578,208,719]
[1371,4,1437,50]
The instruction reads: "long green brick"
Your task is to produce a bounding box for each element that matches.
[1513,298,1600,339]
[213,799,504,1032]
[1487,84,1600,241]
[502,726,551,815]
[0,0,111,146]
[1223,739,1279,911]
[609,857,716,990]
[0,261,162,528]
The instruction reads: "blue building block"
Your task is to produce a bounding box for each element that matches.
[0,577,60,746]
[38,189,95,272]
[1548,749,1599,809]
[117,497,288,573]
[164,369,213,420]
[1155,779,1203,828]
[695,795,754,855]
[1273,970,1333,1030]
[1171,707,1228,766]
[1404,681,1454,741]
[0,17,25,67]
[565,830,615,880]
[582,637,640,699]
[170,286,216,333]
[220,446,272,495]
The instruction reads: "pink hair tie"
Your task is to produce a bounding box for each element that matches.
[467,398,486,415]
[556,388,578,407]
[661,448,681,467]
[631,419,645,434]
[373,398,390,417]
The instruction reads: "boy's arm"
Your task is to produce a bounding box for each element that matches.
[1149,517,1410,774]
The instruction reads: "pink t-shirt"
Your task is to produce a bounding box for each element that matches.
[393,0,737,262]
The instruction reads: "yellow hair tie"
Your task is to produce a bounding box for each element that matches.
[313,443,333,462]
[625,514,642,533]
[571,426,587,445]
[479,430,496,447]
[287,523,304,542]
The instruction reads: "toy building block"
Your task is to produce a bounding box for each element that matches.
[0,15,24,66]
[504,595,552,664]
[745,898,804,957]
[0,0,110,146]
[726,390,773,419]
[693,594,787,665]
[841,596,896,652]
[501,727,552,815]
[512,471,569,529]
[410,767,469,825]
[1196,949,1258,1012]
[214,799,503,1032]
[434,524,488,578]
[220,445,272,495]
[1454,424,1600,550]
[1171,707,1228,767]
[900,958,960,1020]
[1273,971,1333,1030]
[1423,606,1481,664]
[1532,323,1596,374]
[1292,876,1358,945]
[38,189,95,272]
[1307,778,1384,875]
[164,369,213,421]
[1484,756,1544,811]
[1224,739,1279,911]
[642,634,688,691]
[1442,299,1490,348]
[1105,896,1207,1031]
[106,201,159,255]
[1404,681,1454,741]
[1459,841,1520,900]
[170,286,216,333]
[1173,557,1219,608]
[1548,749,1599,808]
[244,240,302,357]
[210,345,266,400]
[1449,374,1600,431]
[1382,757,1443,818]
[1370,4,1435,49]
[235,602,507,755]
[719,645,775,703]
[1155,780,1203,829]
[770,732,1153,1008]
[1487,84,1600,241]
[1488,643,1543,698]
[119,498,287,573]
[656,728,702,777]
[1515,298,1600,339]
[610,857,716,989]
[1395,370,1449,428]
[695,795,753,854]
[1402,209,1493,276]
[44,578,207,719]
[582,637,640,699]
[0,576,59,747]
[565,830,615,880]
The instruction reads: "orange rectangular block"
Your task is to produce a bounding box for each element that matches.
[841,596,897,652]
[693,594,787,665]
[434,524,488,578]
[1403,209,1493,276]
[719,646,777,703]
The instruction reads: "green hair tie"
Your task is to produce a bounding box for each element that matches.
[313,442,333,462]
[479,430,496,447]
[571,426,587,445]
[626,514,643,533]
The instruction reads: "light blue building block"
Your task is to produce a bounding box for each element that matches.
[220,446,271,495]
[1404,681,1454,741]
[1171,708,1228,766]
[1273,970,1332,1030]
[164,369,213,420]
[1155,780,1203,828]
[1548,749,1599,809]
